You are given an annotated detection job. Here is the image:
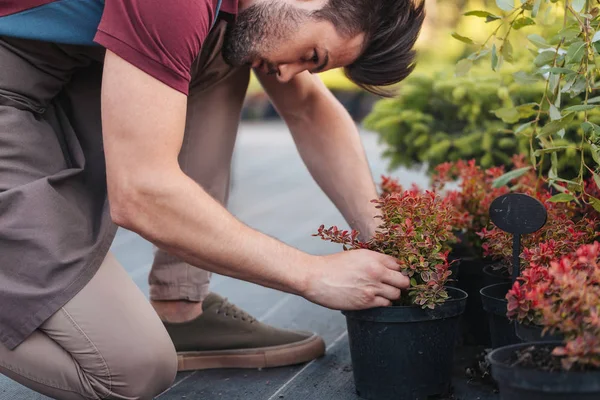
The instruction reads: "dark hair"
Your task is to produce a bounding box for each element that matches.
[313,0,426,97]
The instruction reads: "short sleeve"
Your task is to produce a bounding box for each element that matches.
[94,0,219,95]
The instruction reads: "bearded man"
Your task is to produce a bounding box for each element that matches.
[0,0,424,398]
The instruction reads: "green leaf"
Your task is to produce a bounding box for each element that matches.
[517,103,538,118]
[589,197,600,212]
[591,144,600,165]
[515,121,534,133]
[549,67,576,75]
[452,32,475,44]
[464,10,502,22]
[593,31,600,43]
[492,166,532,188]
[572,0,586,13]
[582,121,600,134]
[496,0,514,12]
[513,17,535,30]
[410,278,418,287]
[455,59,472,77]
[537,113,576,138]
[548,193,575,203]
[593,173,600,190]
[528,34,548,48]
[587,96,600,103]
[566,41,586,64]
[533,146,572,156]
[532,0,542,17]
[468,49,491,60]
[513,71,538,84]
[563,105,597,112]
[549,104,562,120]
[501,39,514,62]
[534,50,556,67]
[493,107,520,123]
[491,43,499,70]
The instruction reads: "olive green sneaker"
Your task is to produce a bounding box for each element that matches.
[163,293,326,371]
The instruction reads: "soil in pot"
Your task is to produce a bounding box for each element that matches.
[482,264,511,287]
[342,287,468,400]
[453,257,490,346]
[515,322,565,343]
[489,341,600,399]
[480,283,521,348]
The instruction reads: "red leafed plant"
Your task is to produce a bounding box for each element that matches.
[508,242,600,370]
[430,159,509,257]
[478,211,597,275]
[313,183,457,309]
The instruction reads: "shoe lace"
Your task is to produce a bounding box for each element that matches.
[216,297,256,323]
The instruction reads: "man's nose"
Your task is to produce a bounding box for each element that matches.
[275,63,308,83]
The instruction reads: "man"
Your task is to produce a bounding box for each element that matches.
[0,0,424,398]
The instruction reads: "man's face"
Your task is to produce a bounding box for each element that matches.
[222,0,364,83]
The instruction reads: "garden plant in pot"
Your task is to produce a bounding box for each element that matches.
[313,182,468,400]
[489,242,600,400]
[430,158,510,345]
[478,181,596,348]
[506,210,598,342]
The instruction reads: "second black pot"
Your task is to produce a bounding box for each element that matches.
[516,322,565,343]
[480,282,521,348]
[342,287,468,400]
[489,341,600,399]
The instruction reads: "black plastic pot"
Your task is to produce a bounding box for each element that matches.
[488,341,600,399]
[480,283,521,348]
[453,256,490,345]
[342,287,468,400]
[482,263,511,287]
[516,322,564,343]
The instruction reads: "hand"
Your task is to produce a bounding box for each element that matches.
[302,249,409,311]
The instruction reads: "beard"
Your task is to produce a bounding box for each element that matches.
[222,1,305,67]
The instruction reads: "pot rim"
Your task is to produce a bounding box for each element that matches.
[479,282,512,301]
[488,341,600,393]
[342,286,468,323]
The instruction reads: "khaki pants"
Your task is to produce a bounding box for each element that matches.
[0,19,251,399]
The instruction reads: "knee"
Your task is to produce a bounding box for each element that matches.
[100,333,178,400]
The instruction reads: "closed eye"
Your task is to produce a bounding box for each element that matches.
[312,49,319,64]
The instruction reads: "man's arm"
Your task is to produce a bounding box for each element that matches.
[100,51,408,310]
[257,71,381,240]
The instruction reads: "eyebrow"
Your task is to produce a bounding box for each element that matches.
[311,51,329,73]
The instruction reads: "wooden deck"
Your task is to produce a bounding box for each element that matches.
[0,121,499,399]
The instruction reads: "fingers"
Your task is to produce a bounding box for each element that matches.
[373,296,392,308]
[377,253,401,271]
[382,268,410,289]
[376,284,402,302]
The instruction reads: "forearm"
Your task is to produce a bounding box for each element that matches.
[284,90,380,239]
[110,168,312,296]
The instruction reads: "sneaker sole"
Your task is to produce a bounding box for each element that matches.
[176,333,326,371]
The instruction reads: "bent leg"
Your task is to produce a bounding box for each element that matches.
[0,252,177,400]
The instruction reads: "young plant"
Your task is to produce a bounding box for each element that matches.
[431,159,510,257]
[477,158,598,275]
[509,242,600,371]
[314,183,457,309]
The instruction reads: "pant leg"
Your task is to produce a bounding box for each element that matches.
[0,252,178,400]
[148,20,251,302]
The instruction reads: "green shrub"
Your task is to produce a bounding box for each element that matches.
[363,63,599,179]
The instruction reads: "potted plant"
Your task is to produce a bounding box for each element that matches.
[506,213,598,342]
[478,186,596,348]
[313,182,468,400]
[431,158,509,345]
[488,242,600,399]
